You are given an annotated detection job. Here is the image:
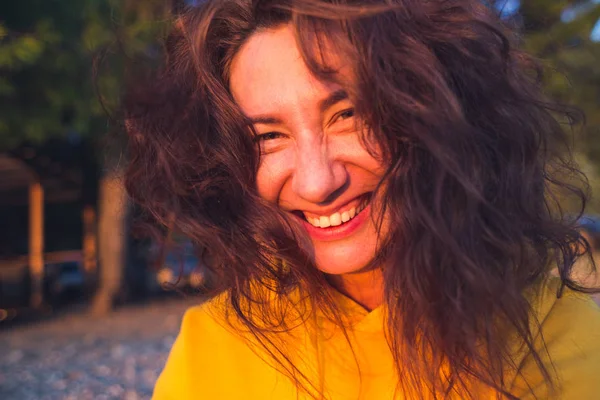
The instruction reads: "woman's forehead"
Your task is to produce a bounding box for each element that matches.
[229,25,350,118]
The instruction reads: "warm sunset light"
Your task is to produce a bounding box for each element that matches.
[1,1,599,399]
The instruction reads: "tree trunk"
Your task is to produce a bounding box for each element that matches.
[90,172,129,316]
[82,205,97,276]
[28,180,44,308]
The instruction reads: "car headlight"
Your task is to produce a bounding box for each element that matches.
[189,271,205,288]
[157,267,174,285]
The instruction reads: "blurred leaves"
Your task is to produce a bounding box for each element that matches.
[510,0,600,212]
[0,20,58,70]
[1,1,599,209]
[520,5,599,127]
[0,1,172,151]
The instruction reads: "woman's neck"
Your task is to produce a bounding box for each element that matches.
[327,268,384,311]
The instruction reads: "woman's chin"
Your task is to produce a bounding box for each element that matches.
[314,262,368,275]
[289,204,388,276]
[312,247,377,276]
[307,219,384,276]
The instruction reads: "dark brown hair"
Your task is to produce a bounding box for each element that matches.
[124,0,594,398]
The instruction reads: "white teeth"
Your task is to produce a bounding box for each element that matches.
[329,212,342,226]
[304,200,370,229]
[341,211,350,223]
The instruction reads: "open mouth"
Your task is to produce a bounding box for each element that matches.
[293,193,371,229]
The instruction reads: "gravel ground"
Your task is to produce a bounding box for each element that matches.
[0,297,198,400]
[1,284,597,400]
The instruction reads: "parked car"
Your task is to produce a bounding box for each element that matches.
[153,242,209,291]
[0,252,87,320]
[155,253,204,288]
[43,260,86,303]
[577,214,600,250]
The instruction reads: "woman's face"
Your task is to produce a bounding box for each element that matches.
[229,25,388,275]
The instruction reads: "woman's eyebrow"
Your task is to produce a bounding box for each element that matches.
[319,89,348,114]
[249,115,282,125]
[248,89,349,125]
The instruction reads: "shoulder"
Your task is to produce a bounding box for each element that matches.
[177,294,231,337]
[530,278,600,347]
[151,294,244,400]
[510,278,600,399]
[152,292,309,400]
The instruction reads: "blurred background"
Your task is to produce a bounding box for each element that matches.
[0,1,599,399]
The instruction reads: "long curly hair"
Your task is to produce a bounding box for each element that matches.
[123,0,593,398]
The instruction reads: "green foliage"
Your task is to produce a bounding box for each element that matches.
[0,1,171,151]
[1,1,599,208]
[516,0,600,212]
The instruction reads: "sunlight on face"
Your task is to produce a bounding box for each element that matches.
[229,24,388,275]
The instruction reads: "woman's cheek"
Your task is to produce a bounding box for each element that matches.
[255,149,295,203]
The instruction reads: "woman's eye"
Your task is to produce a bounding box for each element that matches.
[335,108,355,122]
[254,132,283,142]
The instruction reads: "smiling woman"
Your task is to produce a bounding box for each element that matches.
[229,26,387,288]
[124,1,600,399]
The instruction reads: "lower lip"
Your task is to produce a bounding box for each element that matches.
[298,203,371,242]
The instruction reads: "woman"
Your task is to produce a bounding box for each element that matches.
[124,0,600,399]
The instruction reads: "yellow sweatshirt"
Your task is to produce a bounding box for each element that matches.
[152,279,600,399]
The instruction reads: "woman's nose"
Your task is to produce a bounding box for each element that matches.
[291,135,347,204]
